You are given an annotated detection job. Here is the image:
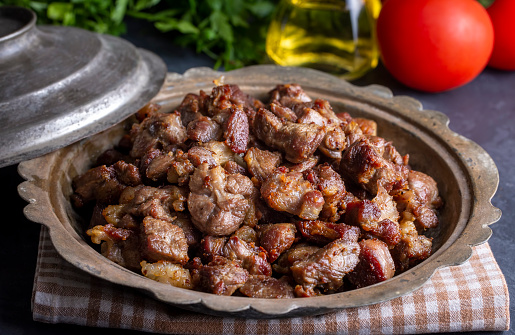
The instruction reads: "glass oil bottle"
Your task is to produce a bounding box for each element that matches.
[266,0,381,80]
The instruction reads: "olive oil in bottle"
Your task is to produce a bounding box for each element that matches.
[266,0,381,80]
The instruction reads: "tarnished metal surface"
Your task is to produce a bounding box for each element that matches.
[0,6,166,167]
[18,66,501,318]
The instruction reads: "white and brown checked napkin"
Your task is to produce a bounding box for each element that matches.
[32,227,510,334]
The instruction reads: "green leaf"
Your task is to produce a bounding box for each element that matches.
[246,1,275,18]
[133,0,161,11]
[210,11,233,43]
[201,28,217,41]
[128,8,181,21]
[176,19,199,34]
[230,15,249,28]
[154,19,179,32]
[63,11,76,25]
[111,0,129,24]
[207,0,223,11]
[29,2,48,13]
[47,2,74,21]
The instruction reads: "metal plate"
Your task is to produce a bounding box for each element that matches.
[0,6,166,167]
[18,66,501,318]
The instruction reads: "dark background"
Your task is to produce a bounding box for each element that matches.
[0,20,513,334]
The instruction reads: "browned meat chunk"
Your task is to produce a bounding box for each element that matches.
[207,84,263,117]
[223,236,271,276]
[130,110,187,158]
[116,185,187,223]
[345,187,401,247]
[187,146,217,168]
[269,83,312,105]
[136,103,162,122]
[354,118,377,136]
[288,156,319,173]
[269,86,347,159]
[72,161,142,208]
[408,171,441,207]
[223,107,249,154]
[239,275,295,299]
[347,239,395,288]
[261,166,325,220]
[186,115,222,142]
[269,101,297,121]
[291,238,360,295]
[177,93,208,124]
[224,160,247,175]
[199,235,227,262]
[201,141,246,167]
[373,185,401,223]
[301,99,347,159]
[188,163,253,236]
[296,220,360,246]
[140,149,174,183]
[392,170,443,230]
[273,243,320,275]
[368,136,409,166]
[336,112,366,147]
[197,257,249,296]
[87,224,141,271]
[244,147,282,185]
[172,213,201,248]
[232,225,258,244]
[391,212,433,273]
[253,108,325,163]
[305,163,346,222]
[141,217,189,264]
[257,223,297,263]
[166,149,195,186]
[340,137,409,195]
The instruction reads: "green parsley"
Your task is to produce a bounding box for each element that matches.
[0,0,276,70]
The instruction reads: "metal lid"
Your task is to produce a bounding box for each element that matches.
[0,6,167,168]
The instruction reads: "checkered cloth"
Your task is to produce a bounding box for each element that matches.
[32,227,510,334]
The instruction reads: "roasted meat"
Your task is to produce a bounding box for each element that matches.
[261,166,325,220]
[188,163,254,236]
[74,83,442,298]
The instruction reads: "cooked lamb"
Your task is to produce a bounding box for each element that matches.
[130,110,187,158]
[187,163,253,236]
[253,108,325,163]
[73,82,443,297]
[71,160,142,208]
[305,163,347,222]
[290,238,360,296]
[295,220,360,246]
[244,147,282,184]
[239,275,295,299]
[196,256,249,296]
[223,236,272,276]
[261,166,325,220]
[140,216,189,264]
[257,223,297,263]
[347,239,395,288]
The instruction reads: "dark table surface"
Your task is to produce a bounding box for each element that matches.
[0,21,513,335]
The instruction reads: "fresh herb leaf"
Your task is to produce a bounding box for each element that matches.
[0,0,276,70]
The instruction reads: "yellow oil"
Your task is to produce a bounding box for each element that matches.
[266,0,381,80]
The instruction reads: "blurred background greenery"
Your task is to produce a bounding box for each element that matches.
[0,0,275,70]
[0,0,495,70]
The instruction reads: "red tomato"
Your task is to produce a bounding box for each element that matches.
[377,0,494,92]
[487,0,515,70]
